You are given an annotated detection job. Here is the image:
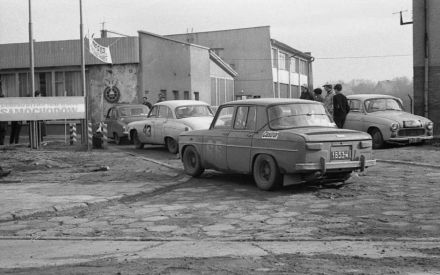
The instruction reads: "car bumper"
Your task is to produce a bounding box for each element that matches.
[388,136,433,143]
[296,156,376,172]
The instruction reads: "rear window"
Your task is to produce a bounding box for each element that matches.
[119,106,150,117]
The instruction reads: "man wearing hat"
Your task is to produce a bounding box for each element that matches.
[323,84,335,117]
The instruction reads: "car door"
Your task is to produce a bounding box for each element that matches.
[344,99,364,131]
[104,108,116,135]
[202,106,234,171]
[227,105,256,173]
[151,105,169,144]
[139,106,158,144]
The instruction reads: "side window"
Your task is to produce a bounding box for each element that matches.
[246,107,257,131]
[213,106,234,129]
[349,100,361,112]
[158,106,170,118]
[106,108,113,119]
[149,106,159,118]
[234,106,249,130]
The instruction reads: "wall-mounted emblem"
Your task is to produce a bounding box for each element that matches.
[103,78,120,103]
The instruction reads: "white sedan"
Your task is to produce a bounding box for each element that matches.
[127,100,214,153]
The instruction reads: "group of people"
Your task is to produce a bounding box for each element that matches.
[300,83,350,128]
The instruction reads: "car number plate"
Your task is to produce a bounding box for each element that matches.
[408,137,421,144]
[330,146,351,161]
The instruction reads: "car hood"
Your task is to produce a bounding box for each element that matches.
[367,111,431,124]
[279,127,372,142]
[179,117,213,130]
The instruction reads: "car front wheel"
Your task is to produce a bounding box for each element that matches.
[132,131,144,149]
[253,154,282,191]
[369,128,384,149]
[166,137,178,154]
[182,146,204,177]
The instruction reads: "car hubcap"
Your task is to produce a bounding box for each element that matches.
[260,161,271,181]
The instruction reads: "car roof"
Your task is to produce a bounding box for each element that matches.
[154,100,210,108]
[347,94,398,100]
[222,98,319,106]
[113,104,148,109]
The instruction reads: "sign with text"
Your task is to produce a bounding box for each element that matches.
[88,36,113,64]
[0,97,85,121]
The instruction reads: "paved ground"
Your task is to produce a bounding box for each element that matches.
[0,140,440,274]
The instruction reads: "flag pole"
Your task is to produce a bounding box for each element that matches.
[79,0,90,150]
[28,0,39,149]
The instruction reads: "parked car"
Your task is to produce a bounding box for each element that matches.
[104,104,150,145]
[344,94,434,149]
[178,98,376,191]
[127,100,214,153]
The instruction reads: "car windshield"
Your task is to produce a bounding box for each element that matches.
[175,105,213,119]
[119,106,150,117]
[364,98,402,112]
[268,103,334,129]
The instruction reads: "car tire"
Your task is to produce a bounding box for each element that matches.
[166,137,179,154]
[132,131,144,149]
[182,146,204,177]
[253,154,283,191]
[370,128,384,149]
[113,132,121,145]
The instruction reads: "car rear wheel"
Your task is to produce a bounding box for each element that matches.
[253,154,282,191]
[132,131,144,149]
[113,132,121,145]
[166,137,178,154]
[370,128,384,149]
[182,146,204,177]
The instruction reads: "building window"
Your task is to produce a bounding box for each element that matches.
[290,57,298,73]
[272,48,278,68]
[299,60,308,75]
[55,71,82,96]
[278,52,287,70]
[184,91,190,100]
[160,89,167,101]
[173,90,179,100]
[0,74,17,97]
[194,91,199,101]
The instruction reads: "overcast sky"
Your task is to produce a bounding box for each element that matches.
[0,0,413,86]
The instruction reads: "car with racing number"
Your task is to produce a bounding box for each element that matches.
[344,94,434,149]
[178,98,376,191]
[127,100,214,153]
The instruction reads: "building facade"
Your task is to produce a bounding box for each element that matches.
[138,31,236,106]
[166,26,314,99]
[413,0,440,136]
[0,37,139,132]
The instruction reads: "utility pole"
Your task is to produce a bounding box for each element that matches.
[79,0,90,150]
[28,0,39,149]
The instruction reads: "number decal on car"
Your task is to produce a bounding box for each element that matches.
[262,131,279,139]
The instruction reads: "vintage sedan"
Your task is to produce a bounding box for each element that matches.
[344,94,434,149]
[179,98,376,191]
[104,104,150,145]
[127,100,214,153]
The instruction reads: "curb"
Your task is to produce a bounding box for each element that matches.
[377,159,440,169]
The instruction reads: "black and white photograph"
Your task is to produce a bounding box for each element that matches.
[0,0,439,274]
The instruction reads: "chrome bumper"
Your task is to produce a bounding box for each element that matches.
[388,136,433,142]
[296,157,376,173]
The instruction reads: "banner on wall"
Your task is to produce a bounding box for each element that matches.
[0,96,85,121]
[88,35,112,64]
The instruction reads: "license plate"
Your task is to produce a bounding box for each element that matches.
[408,137,421,144]
[330,146,351,160]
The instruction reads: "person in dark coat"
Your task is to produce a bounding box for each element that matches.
[332,84,350,128]
[142,96,152,109]
[9,121,22,144]
[313,88,324,102]
[0,94,7,145]
[299,86,314,100]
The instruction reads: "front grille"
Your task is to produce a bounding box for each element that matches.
[398,128,425,137]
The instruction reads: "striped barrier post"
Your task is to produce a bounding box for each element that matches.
[102,122,108,148]
[87,122,93,148]
[69,123,77,145]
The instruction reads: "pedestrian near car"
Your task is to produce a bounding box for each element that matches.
[0,94,7,145]
[332,84,350,128]
[323,84,335,116]
[313,88,324,102]
[142,96,152,109]
[9,121,21,144]
[299,86,314,100]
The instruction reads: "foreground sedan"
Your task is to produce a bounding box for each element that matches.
[344,94,434,149]
[179,98,376,191]
[127,100,214,153]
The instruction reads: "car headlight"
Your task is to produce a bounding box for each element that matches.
[390,123,399,131]
[426,122,434,130]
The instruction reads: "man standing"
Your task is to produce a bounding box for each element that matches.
[0,94,7,145]
[299,86,314,100]
[332,84,350,128]
[142,96,152,109]
[313,88,324,102]
[323,84,335,116]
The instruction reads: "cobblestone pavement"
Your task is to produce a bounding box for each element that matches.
[1,145,439,242]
